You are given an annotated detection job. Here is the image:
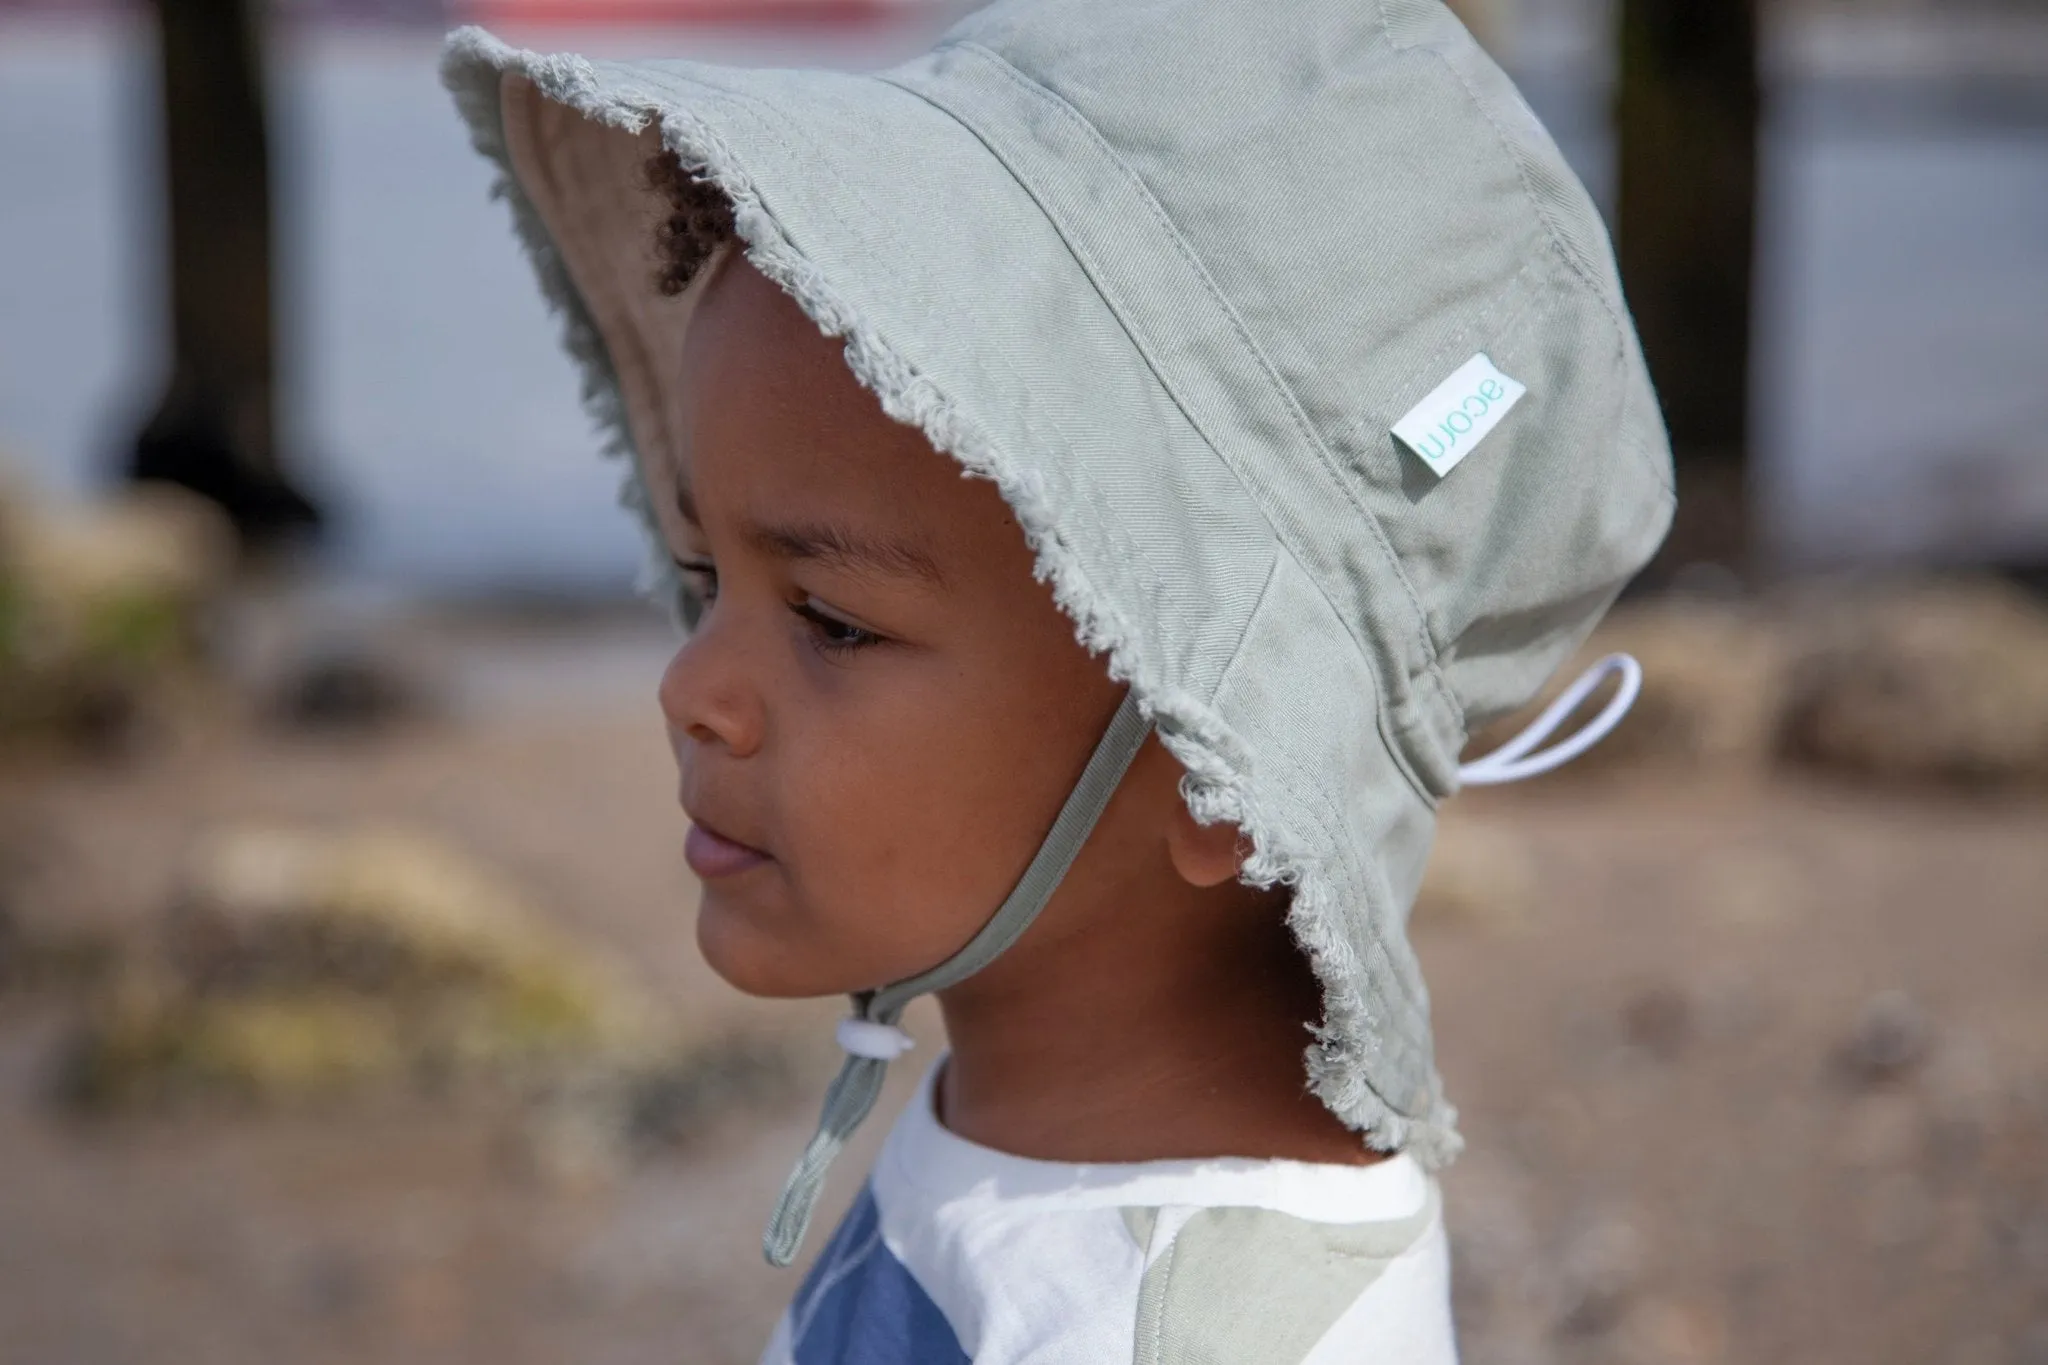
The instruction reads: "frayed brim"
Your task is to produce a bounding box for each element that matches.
[441,25,1463,1167]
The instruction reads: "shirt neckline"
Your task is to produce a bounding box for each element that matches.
[876,1053,1429,1224]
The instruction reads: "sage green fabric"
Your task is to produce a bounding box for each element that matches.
[441,0,1675,1166]
[1127,1187,1442,1364]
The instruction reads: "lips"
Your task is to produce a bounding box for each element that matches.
[684,816,772,879]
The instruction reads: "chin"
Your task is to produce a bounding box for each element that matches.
[694,891,836,999]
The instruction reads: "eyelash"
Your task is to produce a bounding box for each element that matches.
[793,599,884,656]
[675,557,719,615]
[673,557,886,657]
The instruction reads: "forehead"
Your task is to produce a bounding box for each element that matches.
[673,253,1011,554]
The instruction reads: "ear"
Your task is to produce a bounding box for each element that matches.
[1165,791,1246,889]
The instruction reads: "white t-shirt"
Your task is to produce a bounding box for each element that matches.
[759,1058,1459,1364]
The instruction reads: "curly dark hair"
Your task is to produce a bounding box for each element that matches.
[644,149,737,297]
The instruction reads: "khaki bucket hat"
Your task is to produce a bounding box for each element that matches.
[443,0,1674,1265]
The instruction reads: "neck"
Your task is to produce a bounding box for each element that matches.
[931,878,1386,1167]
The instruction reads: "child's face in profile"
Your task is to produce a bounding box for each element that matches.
[649,251,1142,999]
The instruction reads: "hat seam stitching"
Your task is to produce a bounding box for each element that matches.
[669,86,1457,1120]
[866,70,1279,556]
[667,75,1209,688]
[868,64,1441,740]
[1608,316,1678,498]
[1335,269,1541,466]
[443,29,1463,1165]
[1202,551,1433,1046]
[1179,560,1449,1129]
[464,42,1267,833]
[1376,3,1684,516]
[1326,263,1543,465]
[874,57,1436,807]
[658,58,1444,1133]
[1199,567,1437,1080]
[633,81,1320,876]
[935,40,1464,782]
[542,63,1173,675]
[1374,0,1635,374]
[1513,252,1674,499]
[622,89,1389,1115]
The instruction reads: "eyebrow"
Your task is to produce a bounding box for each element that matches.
[675,482,946,587]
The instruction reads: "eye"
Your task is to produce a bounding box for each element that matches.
[673,555,718,601]
[792,596,885,656]
[667,556,716,629]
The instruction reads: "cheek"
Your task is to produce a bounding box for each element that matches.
[800,696,1055,974]
[704,668,1088,996]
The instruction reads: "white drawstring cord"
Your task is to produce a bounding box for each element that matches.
[835,1017,916,1061]
[1456,653,1643,787]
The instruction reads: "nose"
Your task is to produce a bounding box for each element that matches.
[658,621,765,757]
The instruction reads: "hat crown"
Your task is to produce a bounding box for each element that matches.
[443,0,1674,1165]
[914,0,1673,755]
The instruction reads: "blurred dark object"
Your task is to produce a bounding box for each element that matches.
[0,473,236,760]
[615,1034,795,1154]
[1778,577,2048,790]
[1834,990,1935,1090]
[1620,983,1693,1062]
[127,0,325,551]
[266,647,435,735]
[274,0,450,20]
[1616,0,1759,583]
[0,816,119,998]
[58,824,661,1110]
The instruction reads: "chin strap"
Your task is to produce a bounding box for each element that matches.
[1456,653,1643,787]
[762,689,1153,1267]
[761,653,1644,1266]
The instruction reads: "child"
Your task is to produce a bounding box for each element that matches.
[443,0,1673,1358]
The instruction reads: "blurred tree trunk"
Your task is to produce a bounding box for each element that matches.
[1616,0,1758,583]
[128,0,322,547]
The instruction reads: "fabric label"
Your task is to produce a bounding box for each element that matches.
[1391,353,1527,478]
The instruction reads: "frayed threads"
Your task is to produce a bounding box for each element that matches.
[438,24,1466,1172]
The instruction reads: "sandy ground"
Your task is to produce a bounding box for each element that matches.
[2,612,2045,1364]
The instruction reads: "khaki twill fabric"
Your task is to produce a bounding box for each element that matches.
[444,0,1674,1166]
[1126,1188,1442,1364]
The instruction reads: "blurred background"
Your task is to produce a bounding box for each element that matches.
[0,0,2044,1361]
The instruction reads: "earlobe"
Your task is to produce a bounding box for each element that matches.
[1165,796,1246,889]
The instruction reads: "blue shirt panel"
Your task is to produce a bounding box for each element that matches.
[789,1183,969,1365]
